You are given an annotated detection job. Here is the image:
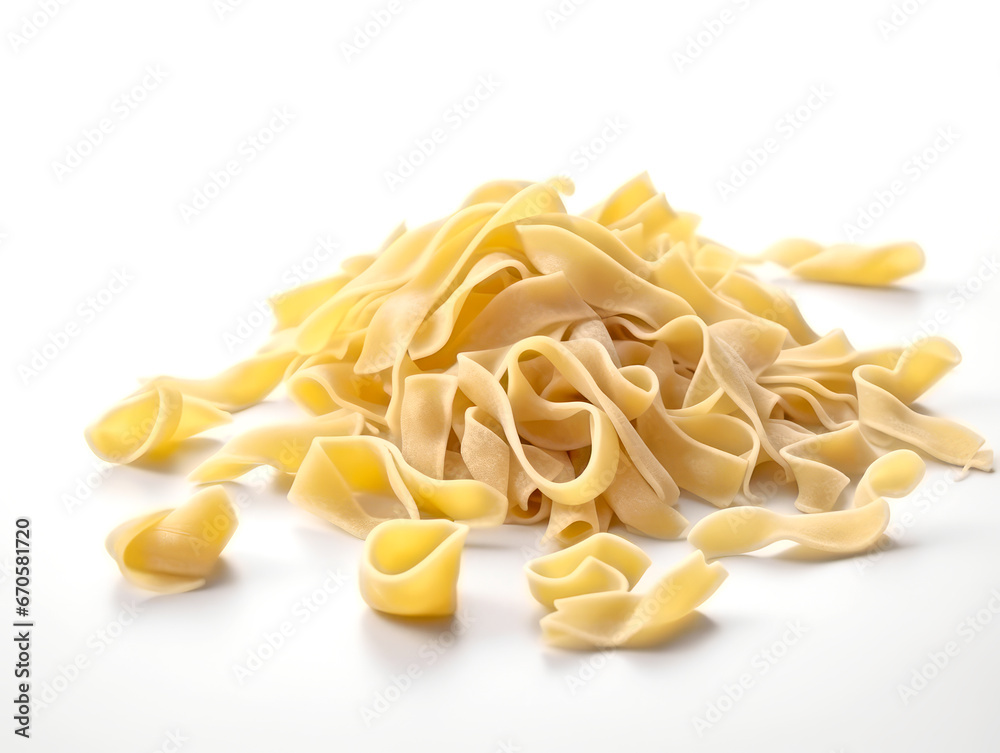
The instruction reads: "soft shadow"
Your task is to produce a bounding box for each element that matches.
[108,559,238,607]
[745,534,912,563]
[131,437,224,474]
[541,612,719,658]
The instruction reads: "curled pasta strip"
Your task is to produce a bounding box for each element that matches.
[525,533,651,609]
[188,410,368,483]
[105,485,238,593]
[687,450,926,558]
[855,338,993,471]
[540,551,728,649]
[137,348,296,412]
[761,239,925,286]
[86,385,230,464]
[85,172,992,631]
[360,519,468,617]
[287,435,507,538]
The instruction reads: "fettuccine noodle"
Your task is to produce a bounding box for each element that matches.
[87,172,992,648]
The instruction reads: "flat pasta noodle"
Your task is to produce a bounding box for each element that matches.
[105,485,238,594]
[540,551,728,649]
[359,519,468,617]
[687,450,926,558]
[86,171,991,653]
[525,532,651,609]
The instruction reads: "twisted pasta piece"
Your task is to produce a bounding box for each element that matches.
[687,450,926,558]
[86,172,991,646]
[540,551,728,649]
[105,485,238,593]
[525,533,651,609]
[360,519,468,617]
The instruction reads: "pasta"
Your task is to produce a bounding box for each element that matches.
[87,171,991,651]
[525,532,651,609]
[687,450,925,559]
[540,551,728,649]
[359,519,468,617]
[105,485,238,593]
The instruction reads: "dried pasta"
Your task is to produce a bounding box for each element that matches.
[87,172,991,651]
[105,485,238,594]
[525,532,651,609]
[359,519,468,617]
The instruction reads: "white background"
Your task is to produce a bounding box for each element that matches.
[2,0,999,751]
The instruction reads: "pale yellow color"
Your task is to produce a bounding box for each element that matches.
[687,450,926,558]
[360,519,469,617]
[761,239,925,286]
[287,435,508,538]
[540,551,728,649]
[105,485,238,593]
[87,172,991,631]
[85,385,231,464]
[525,532,651,609]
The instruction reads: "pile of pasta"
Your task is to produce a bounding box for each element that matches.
[88,173,992,647]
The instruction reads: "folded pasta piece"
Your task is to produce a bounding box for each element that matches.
[687,450,926,558]
[188,410,367,483]
[540,551,728,649]
[525,533,651,609]
[359,519,468,617]
[762,239,925,286]
[139,348,297,412]
[86,385,231,464]
[856,339,993,471]
[287,435,507,538]
[85,171,992,644]
[105,485,238,593]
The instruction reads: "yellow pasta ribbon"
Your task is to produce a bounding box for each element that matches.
[359,519,468,617]
[105,485,238,593]
[525,533,651,609]
[540,551,728,649]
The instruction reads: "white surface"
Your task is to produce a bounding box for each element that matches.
[2,0,999,751]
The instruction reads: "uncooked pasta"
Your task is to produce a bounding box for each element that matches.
[86,172,991,648]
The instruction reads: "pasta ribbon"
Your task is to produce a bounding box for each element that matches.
[762,239,925,286]
[359,519,468,617]
[86,385,230,464]
[525,533,651,609]
[287,436,508,538]
[105,485,238,593]
[540,551,728,649]
[687,450,926,558]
